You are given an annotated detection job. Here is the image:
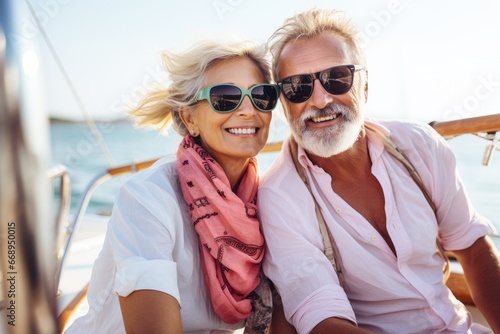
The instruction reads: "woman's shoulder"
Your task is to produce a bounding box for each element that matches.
[126,155,178,186]
[110,156,187,232]
[116,156,182,206]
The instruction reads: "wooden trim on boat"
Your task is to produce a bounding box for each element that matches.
[107,159,159,176]
[261,141,283,153]
[430,114,500,137]
[58,282,90,333]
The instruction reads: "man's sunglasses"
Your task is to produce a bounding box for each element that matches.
[196,83,279,113]
[277,64,364,103]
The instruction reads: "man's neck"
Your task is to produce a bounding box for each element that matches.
[306,130,371,181]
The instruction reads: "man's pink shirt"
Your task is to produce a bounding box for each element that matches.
[258,119,495,334]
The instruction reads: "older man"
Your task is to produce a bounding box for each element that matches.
[258,8,500,334]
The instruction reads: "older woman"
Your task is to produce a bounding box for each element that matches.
[65,40,284,333]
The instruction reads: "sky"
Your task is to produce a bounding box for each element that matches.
[10,0,500,124]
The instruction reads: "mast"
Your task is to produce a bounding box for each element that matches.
[0,0,57,332]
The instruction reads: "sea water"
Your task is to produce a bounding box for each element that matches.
[49,119,500,235]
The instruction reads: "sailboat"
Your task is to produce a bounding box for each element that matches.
[52,113,500,332]
[1,1,500,333]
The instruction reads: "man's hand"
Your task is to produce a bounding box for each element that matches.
[310,317,375,334]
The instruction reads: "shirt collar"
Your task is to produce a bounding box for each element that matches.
[296,140,325,172]
[364,119,390,163]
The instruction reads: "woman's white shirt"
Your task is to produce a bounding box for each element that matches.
[65,157,243,333]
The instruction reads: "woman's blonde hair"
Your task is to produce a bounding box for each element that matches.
[268,8,366,81]
[129,40,272,136]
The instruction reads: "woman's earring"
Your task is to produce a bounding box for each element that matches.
[190,129,198,137]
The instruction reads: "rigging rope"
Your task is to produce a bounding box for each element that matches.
[24,0,116,167]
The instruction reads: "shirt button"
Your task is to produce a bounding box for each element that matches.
[335,208,342,213]
[371,235,377,242]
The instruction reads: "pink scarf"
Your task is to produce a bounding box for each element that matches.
[176,135,265,324]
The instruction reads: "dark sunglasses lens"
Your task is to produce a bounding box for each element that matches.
[209,85,242,112]
[251,85,279,111]
[280,75,313,103]
[321,66,353,95]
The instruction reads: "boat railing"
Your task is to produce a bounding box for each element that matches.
[55,158,164,331]
[48,165,71,288]
[55,158,162,288]
[429,113,500,138]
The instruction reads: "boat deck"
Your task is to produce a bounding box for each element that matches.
[57,214,108,332]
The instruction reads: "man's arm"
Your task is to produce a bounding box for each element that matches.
[268,297,297,334]
[310,317,374,334]
[452,235,500,332]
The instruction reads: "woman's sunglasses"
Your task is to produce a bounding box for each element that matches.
[277,64,364,103]
[197,83,279,113]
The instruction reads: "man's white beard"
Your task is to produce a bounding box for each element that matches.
[290,103,363,158]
